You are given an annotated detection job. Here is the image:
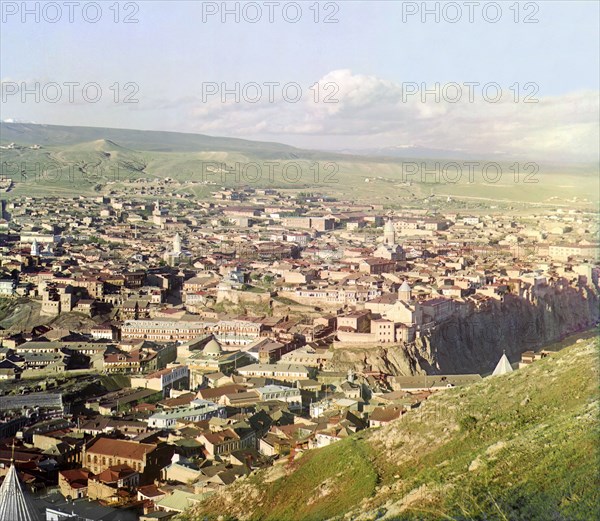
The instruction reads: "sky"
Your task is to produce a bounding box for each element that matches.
[1,0,599,161]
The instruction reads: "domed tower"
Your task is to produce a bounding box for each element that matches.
[203,337,223,358]
[383,219,396,246]
[398,280,412,302]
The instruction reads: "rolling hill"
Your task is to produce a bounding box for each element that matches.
[1,122,598,207]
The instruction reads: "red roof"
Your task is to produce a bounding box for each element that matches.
[94,464,137,484]
[137,484,165,498]
[86,438,156,461]
[59,469,90,488]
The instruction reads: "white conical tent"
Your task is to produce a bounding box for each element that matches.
[492,353,514,376]
[0,464,40,521]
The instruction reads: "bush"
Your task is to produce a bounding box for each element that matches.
[458,415,478,432]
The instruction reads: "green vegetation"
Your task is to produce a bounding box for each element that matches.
[184,338,599,521]
[241,284,267,294]
[256,438,377,521]
[181,438,378,521]
[99,374,132,392]
[0,297,42,330]
[2,123,597,208]
[88,235,109,245]
[458,414,479,432]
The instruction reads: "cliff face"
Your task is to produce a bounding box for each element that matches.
[331,282,599,377]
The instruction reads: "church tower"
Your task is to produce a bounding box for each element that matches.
[383,219,396,246]
[30,239,40,257]
[173,233,182,254]
[398,280,412,302]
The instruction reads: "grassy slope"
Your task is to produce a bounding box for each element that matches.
[1,123,598,205]
[183,337,599,521]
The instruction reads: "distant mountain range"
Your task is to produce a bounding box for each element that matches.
[332,145,514,161]
[2,122,596,166]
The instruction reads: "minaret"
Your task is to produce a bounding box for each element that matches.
[153,200,161,215]
[0,445,40,521]
[173,233,182,254]
[30,239,40,257]
[383,219,396,246]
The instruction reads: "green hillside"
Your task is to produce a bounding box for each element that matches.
[183,337,599,521]
[1,122,597,206]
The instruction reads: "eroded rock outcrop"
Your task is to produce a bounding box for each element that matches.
[331,281,599,376]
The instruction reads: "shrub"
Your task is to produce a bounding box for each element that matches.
[459,415,478,432]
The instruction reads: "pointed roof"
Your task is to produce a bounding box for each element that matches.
[0,464,40,521]
[399,280,411,292]
[492,352,513,376]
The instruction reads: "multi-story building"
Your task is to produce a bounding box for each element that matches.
[237,363,312,381]
[283,216,335,231]
[103,349,157,374]
[213,319,263,345]
[337,310,371,333]
[130,365,189,397]
[255,385,302,409]
[121,319,209,342]
[198,429,241,459]
[0,279,16,297]
[147,399,225,429]
[549,243,599,261]
[359,258,397,275]
[371,319,396,343]
[83,438,171,484]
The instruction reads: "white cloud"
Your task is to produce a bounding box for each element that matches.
[3,71,597,162]
[179,70,599,162]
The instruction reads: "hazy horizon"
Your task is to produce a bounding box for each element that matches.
[2,1,599,162]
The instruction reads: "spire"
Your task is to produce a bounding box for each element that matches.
[0,462,40,521]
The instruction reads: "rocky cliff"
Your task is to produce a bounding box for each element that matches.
[331,281,599,377]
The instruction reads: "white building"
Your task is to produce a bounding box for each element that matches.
[147,399,225,429]
[237,363,311,381]
[255,384,302,409]
[131,365,189,397]
[0,279,16,297]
